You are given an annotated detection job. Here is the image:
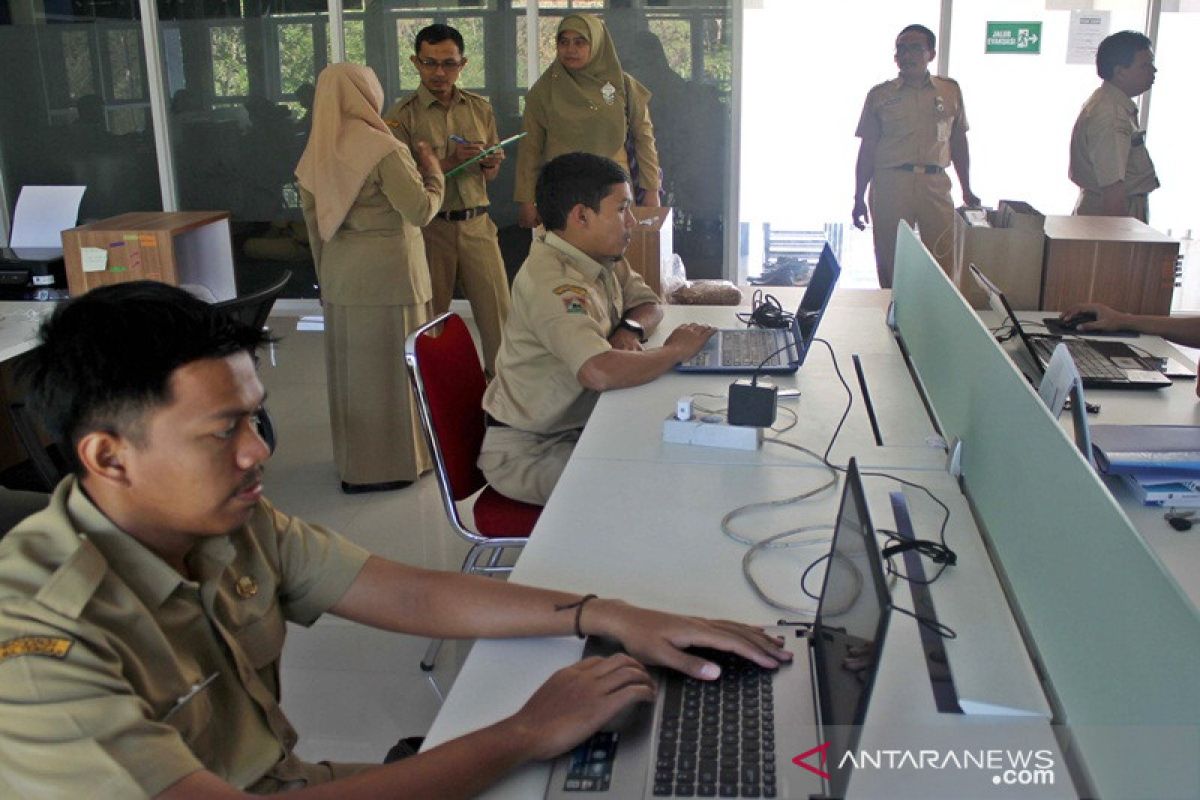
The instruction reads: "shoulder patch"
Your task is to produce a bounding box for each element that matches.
[0,636,73,664]
[553,284,591,314]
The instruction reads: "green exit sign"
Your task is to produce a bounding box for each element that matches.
[986,21,1042,54]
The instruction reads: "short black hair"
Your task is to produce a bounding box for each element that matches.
[415,23,464,56]
[898,24,936,51]
[21,281,270,470]
[1096,30,1151,80]
[535,152,630,232]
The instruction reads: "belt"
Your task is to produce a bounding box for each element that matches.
[894,164,945,174]
[436,206,488,222]
[484,413,509,428]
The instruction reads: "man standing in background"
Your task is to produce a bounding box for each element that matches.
[853,23,980,288]
[386,24,510,374]
[1069,30,1159,223]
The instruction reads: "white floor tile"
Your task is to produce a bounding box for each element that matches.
[259,314,477,765]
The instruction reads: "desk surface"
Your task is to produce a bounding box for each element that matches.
[578,300,946,472]
[427,290,1071,798]
[982,309,1200,610]
[426,464,1067,798]
[0,302,52,362]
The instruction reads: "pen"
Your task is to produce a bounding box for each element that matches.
[448,134,470,145]
[162,671,219,720]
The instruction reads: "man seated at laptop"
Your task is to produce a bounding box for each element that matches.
[0,282,789,798]
[481,152,715,505]
[1061,301,1200,347]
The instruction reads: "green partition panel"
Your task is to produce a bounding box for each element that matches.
[892,223,1200,798]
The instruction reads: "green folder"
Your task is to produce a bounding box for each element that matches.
[444,132,528,178]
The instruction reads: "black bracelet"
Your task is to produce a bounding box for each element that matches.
[554,594,598,639]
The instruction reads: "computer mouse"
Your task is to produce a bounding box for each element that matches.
[1060,311,1098,331]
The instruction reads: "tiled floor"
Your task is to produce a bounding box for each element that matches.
[260,303,476,765]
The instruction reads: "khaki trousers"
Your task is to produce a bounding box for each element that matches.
[422,214,511,375]
[323,302,431,484]
[869,167,955,288]
[477,426,581,506]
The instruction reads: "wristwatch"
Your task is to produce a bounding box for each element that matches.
[617,317,647,343]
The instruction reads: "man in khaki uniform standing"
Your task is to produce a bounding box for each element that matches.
[1069,30,1159,223]
[385,24,510,374]
[853,24,980,288]
[481,153,714,506]
[0,281,789,797]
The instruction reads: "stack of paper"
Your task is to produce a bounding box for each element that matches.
[1091,425,1200,507]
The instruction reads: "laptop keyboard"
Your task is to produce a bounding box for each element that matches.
[654,652,777,797]
[1032,338,1125,381]
[719,329,787,368]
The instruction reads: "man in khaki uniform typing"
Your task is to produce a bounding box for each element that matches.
[480,152,715,506]
[0,281,789,797]
[853,24,981,288]
[385,24,510,374]
[1069,30,1159,223]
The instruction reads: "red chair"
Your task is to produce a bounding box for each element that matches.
[404,312,542,670]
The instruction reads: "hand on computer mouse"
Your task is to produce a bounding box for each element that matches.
[1059,310,1098,331]
[1059,303,1124,332]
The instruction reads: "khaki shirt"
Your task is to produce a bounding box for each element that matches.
[856,73,968,169]
[299,149,443,306]
[384,85,498,212]
[514,74,660,204]
[1069,81,1159,196]
[0,478,370,797]
[483,232,659,434]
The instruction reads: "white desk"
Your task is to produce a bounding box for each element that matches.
[0,302,53,362]
[979,309,1200,610]
[426,287,1071,797]
[575,300,946,472]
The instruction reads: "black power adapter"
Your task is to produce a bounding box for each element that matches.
[728,380,777,427]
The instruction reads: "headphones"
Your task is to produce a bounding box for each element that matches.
[881,537,957,566]
[743,290,795,330]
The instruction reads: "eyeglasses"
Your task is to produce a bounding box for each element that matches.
[416,58,464,71]
[895,43,929,55]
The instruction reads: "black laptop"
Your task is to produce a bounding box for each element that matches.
[546,460,893,799]
[968,264,1171,389]
[676,244,841,375]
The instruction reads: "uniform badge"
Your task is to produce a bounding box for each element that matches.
[934,96,946,114]
[236,575,259,598]
[562,295,588,314]
[0,636,73,663]
[601,81,617,106]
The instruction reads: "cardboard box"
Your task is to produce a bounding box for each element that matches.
[952,200,1045,310]
[626,207,673,299]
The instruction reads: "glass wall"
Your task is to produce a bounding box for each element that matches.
[156,0,328,297]
[0,0,161,227]
[1148,5,1200,310]
[946,0,1149,217]
[538,1,733,278]
[739,0,940,286]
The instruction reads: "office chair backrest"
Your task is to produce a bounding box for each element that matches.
[213,269,291,330]
[407,313,488,502]
[7,401,66,491]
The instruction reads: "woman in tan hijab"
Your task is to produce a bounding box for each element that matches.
[296,63,444,493]
[514,13,661,228]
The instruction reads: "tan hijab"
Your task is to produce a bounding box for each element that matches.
[532,14,647,158]
[295,63,401,241]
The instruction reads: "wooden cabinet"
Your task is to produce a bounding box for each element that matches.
[60,211,236,300]
[1041,215,1177,314]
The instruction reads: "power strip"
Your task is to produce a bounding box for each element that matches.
[662,415,763,450]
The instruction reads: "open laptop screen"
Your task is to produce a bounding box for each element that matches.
[796,244,842,364]
[812,460,892,798]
